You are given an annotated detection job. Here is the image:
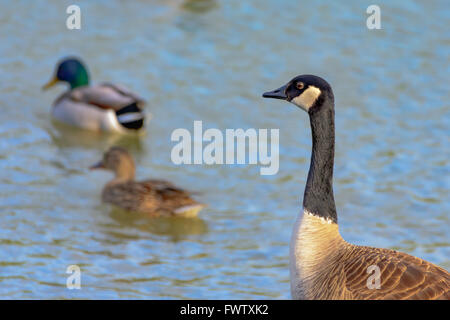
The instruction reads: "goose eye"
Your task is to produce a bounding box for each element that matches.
[296,82,305,90]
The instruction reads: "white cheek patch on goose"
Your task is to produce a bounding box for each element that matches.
[291,86,321,111]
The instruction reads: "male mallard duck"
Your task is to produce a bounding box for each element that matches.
[263,74,450,300]
[43,57,146,133]
[90,147,205,217]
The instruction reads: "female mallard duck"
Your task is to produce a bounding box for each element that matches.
[263,74,449,300]
[90,147,205,217]
[43,57,146,133]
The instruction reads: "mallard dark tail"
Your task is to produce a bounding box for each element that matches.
[116,102,145,130]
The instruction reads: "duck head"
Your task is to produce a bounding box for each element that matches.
[43,57,89,90]
[90,146,136,181]
[262,74,333,112]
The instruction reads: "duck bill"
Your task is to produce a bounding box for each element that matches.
[262,84,288,100]
[90,161,105,170]
[42,77,58,90]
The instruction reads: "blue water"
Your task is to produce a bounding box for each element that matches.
[0,0,448,299]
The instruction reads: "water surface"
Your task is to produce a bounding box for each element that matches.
[0,0,449,299]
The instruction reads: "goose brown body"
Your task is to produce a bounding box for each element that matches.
[264,74,450,300]
[92,147,204,217]
[291,212,450,300]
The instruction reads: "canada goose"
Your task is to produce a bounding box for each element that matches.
[43,57,147,133]
[263,74,450,300]
[90,147,205,217]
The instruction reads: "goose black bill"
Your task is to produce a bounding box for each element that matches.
[262,84,288,100]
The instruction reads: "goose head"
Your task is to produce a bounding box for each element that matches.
[43,57,89,90]
[262,74,333,112]
[90,146,135,181]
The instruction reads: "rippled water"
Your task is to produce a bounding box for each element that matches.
[0,0,448,299]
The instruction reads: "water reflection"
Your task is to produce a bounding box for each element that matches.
[49,121,145,153]
[181,0,218,13]
[107,207,209,241]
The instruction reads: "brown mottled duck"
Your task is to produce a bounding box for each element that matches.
[91,147,204,217]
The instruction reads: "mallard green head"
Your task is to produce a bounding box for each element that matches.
[43,57,89,90]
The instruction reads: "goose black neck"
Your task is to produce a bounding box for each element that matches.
[303,95,337,223]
